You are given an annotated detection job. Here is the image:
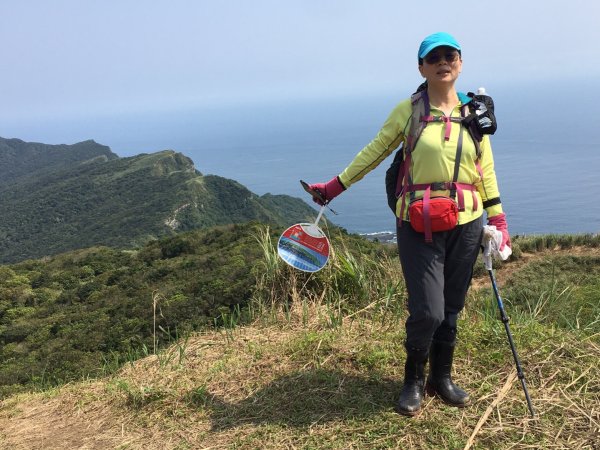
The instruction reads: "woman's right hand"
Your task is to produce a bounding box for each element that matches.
[309,177,345,205]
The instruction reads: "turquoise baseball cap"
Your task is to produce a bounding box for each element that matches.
[418,32,461,60]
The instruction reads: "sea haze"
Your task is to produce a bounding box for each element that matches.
[4,80,599,235]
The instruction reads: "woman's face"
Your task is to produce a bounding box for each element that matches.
[418,46,462,86]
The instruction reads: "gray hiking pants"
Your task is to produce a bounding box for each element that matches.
[397,216,483,350]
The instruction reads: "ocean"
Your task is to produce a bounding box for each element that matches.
[155,82,600,236]
[5,81,600,235]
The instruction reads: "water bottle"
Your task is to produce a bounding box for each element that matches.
[472,87,496,134]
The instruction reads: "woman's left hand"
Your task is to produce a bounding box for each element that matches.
[487,213,511,250]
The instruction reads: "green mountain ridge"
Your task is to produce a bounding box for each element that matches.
[0,137,319,263]
[0,138,117,186]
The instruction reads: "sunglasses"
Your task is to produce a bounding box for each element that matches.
[423,51,460,65]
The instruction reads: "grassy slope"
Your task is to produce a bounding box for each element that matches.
[0,235,599,449]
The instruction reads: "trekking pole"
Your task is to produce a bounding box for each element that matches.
[482,227,536,417]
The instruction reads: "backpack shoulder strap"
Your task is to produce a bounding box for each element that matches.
[407,90,430,153]
[456,94,484,186]
[398,90,430,222]
[459,93,483,167]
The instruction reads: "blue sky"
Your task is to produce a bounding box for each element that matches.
[1,1,599,235]
[2,0,599,124]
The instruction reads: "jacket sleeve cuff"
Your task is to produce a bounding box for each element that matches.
[338,174,350,189]
[485,204,504,218]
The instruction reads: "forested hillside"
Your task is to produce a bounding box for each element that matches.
[0,137,318,263]
[0,223,371,398]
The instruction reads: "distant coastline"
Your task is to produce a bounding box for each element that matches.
[359,230,600,246]
[360,231,397,244]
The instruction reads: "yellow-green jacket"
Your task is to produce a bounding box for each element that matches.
[337,95,504,223]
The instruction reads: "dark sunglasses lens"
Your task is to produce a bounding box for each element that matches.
[445,52,458,62]
[424,52,458,64]
[425,54,441,64]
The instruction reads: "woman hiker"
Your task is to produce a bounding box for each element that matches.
[306,32,511,416]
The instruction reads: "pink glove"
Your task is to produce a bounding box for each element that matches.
[487,213,511,251]
[309,177,345,205]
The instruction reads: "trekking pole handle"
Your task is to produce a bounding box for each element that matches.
[481,225,512,270]
[482,226,499,270]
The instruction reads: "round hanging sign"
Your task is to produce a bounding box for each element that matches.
[277,222,330,272]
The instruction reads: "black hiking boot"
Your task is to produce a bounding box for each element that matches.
[425,340,470,407]
[395,346,428,416]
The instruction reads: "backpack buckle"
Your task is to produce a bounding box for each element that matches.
[431,182,451,191]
